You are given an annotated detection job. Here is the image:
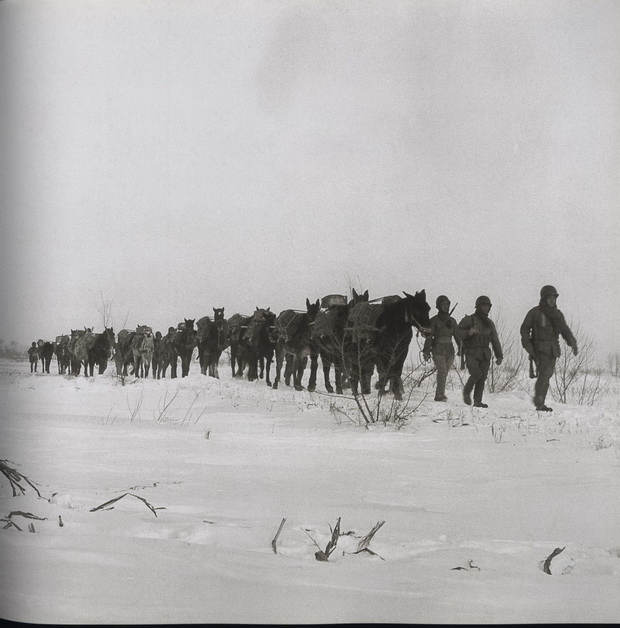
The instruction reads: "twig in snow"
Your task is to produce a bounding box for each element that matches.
[8,511,47,520]
[89,492,161,517]
[271,517,287,554]
[0,459,42,497]
[344,520,386,560]
[315,517,341,562]
[543,547,565,575]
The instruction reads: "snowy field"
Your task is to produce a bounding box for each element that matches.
[1,355,619,624]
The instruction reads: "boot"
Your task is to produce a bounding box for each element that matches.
[536,404,553,412]
[533,395,553,412]
[473,380,487,408]
[463,378,474,406]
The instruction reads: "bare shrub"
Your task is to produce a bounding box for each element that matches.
[488,307,527,394]
[607,352,620,378]
[550,325,608,405]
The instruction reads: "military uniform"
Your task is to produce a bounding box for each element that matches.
[457,296,503,408]
[423,295,457,401]
[28,343,38,373]
[520,285,577,411]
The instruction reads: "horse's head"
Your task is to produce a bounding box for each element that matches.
[244,307,270,346]
[403,290,431,336]
[305,298,321,322]
[213,308,225,322]
[351,289,369,306]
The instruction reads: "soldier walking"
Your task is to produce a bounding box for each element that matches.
[423,295,458,402]
[520,285,578,412]
[457,296,503,408]
[28,342,39,373]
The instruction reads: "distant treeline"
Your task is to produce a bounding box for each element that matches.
[0,339,28,361]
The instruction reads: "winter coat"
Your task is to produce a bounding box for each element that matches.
[520,305,576,358]
[27,346,38,362]
[423,314,457,356]
[457,312,503,361]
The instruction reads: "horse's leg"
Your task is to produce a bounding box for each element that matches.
[320,351,334,393]
[307,350,318,392]
[294,355,307,391]
[265,354,272,387]
[247,349,257,381]
[284,353,293,387]
[213,351,221,379]
[334,364,343,395]
[272,344,283,389]
[362,359,373,396]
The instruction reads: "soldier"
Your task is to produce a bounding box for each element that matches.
[457,296,503,408]
[520,285,578,412]
[422,295,457,402]
[27,342,39,373]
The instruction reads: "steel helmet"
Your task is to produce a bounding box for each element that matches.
[540,285,559,298]
[435,295,450,309]
[475,295,492,308]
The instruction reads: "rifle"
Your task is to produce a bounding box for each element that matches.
[528,320,538,379]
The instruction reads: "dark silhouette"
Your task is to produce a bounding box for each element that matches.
[197,308,230,378]
[243,307,277,386]
[273,298,321,391]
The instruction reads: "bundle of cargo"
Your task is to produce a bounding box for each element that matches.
[321,294,348,309]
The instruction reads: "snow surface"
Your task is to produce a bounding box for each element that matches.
[1,357,619,624]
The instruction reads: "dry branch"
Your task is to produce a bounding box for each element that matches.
[0,459,42,497]
[89,492,160,517]
[315,517,341,562]
[8,511,47,520]
[271,517,287,554]
[543,546,565,574]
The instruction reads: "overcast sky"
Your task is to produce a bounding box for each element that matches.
[1,0,618,356]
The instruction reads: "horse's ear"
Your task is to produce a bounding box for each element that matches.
[363,290,369,299]
[266,307,270,313]
[315,299,320,307]
[403,291,412,299]
[352,289,358,298]
[306,298,311,309]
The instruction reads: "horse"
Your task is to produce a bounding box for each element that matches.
[67,330,84,375]
[171,319,196,378]
[114,329,136,376]
[311,290,369,394]
[55,335,71,374]
[243,307,277,386]
[86,327,115,376]
[346,291,431,400]
[131,326,154,378]
[273,298,321,391]
[37,340,55,374]
[72,328,95,376]
[227,313,253,378]
[196,308,230,378]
